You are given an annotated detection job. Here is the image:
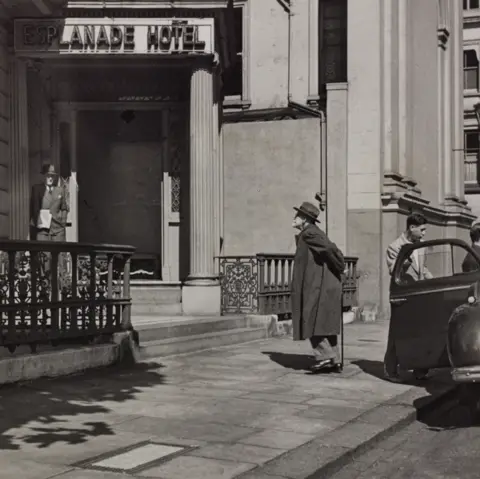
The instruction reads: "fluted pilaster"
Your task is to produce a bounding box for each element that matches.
[186,62,217,284]
[9,59,29,240]
[397,0,408,177]
[443,34,453,199]
[452,2,464,200]
[212,72,222,263]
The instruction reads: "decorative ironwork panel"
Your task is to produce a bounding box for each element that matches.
[169,108,187,214]
[171,177,181,213]
[218,256,258,314]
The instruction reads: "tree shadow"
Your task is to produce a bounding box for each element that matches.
[262,351,317,371]
[0,360,166,450]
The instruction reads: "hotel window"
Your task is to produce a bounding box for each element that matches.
[464,0,480,10]
[223,1,250,107]
[319,0,348,93]
[465,130,480,185]
[464,50,479,90]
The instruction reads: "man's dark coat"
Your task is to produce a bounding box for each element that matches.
[291,224,345,340]
[29,183,68,239]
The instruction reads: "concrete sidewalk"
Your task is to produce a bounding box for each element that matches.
[0,320,455,479]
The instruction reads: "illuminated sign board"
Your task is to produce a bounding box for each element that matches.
[14,18,214,55]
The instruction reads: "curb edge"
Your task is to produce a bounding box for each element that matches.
[305,385,459,479]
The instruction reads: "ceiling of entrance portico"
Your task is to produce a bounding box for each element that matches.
[0,0,63,17]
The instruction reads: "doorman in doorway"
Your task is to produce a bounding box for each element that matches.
[30,163,69,242]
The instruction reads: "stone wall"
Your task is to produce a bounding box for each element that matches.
[345,0,472,316]
[222,118,322,255]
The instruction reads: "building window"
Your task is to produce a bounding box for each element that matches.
[319,0,348,93]
[464,50,479,90]
[464,0,480,10]
[465,130,479,185]
[223,2,250,106]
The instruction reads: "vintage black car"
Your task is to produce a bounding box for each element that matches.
[390,238,480,417]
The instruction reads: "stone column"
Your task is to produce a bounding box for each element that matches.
[443,35,453,199]
[381,0,394,174]
[397,0,408,178]
[437,27,448,203]
[182,60,220,315]
[9,59,30,240]
[212,70,222,263]
[326,82,348,253]
[452,2,465,201]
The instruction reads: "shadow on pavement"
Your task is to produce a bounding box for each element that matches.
[351,359,385,380]
[262,351,317,371]
[353,359,474,430]
[0,361,165,450]
[416,383,480,431]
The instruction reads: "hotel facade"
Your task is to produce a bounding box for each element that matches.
[0,0,474,318]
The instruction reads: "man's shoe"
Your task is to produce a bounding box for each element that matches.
[384,373,403,383]
[310,359,335,373]
[413,369,429,381]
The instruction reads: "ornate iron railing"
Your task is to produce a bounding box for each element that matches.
[0,240,135,353]
[218,254,359,317]
[257,254,294,317]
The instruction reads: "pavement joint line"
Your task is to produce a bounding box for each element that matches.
[235,384,460,479]
[45,468,77,479]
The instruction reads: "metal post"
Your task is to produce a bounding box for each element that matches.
[122,254,132,330]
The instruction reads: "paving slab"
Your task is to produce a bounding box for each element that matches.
[0,320,456,479]
[137,455,255,479]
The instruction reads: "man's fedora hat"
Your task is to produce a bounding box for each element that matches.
[40,163,58,176]
[294,201,320,223]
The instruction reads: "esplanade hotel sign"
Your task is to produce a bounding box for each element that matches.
[13,18,214,55]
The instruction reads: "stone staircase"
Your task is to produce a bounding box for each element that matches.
[130,282,182,315]
[133,314,273,359]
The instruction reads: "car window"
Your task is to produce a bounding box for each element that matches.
[395,243,480,285]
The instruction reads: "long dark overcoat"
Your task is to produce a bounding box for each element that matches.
[291,224,345,340]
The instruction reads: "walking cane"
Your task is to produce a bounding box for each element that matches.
[339,274,345,372]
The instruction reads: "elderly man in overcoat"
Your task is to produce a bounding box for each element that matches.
[291,201,345,373]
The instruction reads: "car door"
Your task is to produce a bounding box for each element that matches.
[389,238,480,371]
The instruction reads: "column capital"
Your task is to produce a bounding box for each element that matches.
[190,56,217,71]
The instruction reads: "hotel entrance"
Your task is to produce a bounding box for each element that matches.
[77,109,166,280]
[12,11,230,314]
[47,62,191,281]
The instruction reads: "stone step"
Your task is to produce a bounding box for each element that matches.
[131,285,182,305]
[131,303,183,316]
[134,315,264,343]
[139,327,269,359]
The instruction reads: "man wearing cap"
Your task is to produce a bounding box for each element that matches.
[30,164,69,241]
[291,201,345,373]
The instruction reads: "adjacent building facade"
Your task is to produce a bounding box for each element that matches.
[0,0,474,317]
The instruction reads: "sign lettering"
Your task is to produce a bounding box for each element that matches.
[15,19,213,55]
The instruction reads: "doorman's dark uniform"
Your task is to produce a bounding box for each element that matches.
[30,183,69,241]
